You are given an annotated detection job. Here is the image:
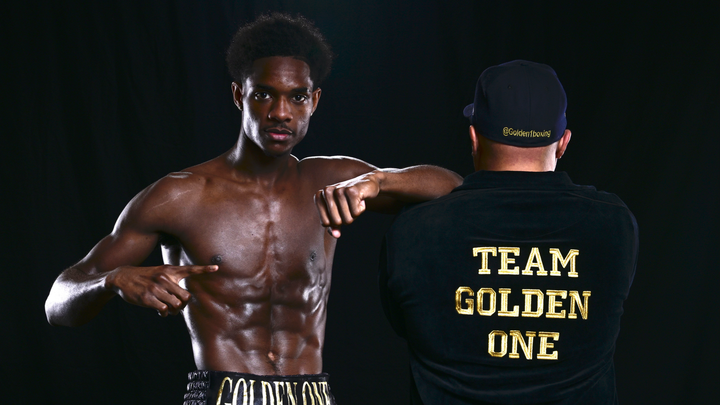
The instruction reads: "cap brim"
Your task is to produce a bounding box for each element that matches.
[463,103,474,118]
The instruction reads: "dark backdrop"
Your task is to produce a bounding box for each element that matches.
[3,1,718,404]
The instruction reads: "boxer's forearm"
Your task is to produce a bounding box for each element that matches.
[315,164,462,236]
[375,165,462,202]
[45,267,116,327]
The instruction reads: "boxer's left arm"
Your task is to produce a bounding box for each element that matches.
[314,159,461,237]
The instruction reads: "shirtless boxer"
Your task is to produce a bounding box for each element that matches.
[44,13,461,405]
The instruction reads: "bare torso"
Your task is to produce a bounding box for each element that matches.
[44,146,460,375]
[157,155,347,374]
[44,54,462,378]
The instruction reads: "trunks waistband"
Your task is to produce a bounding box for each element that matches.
[184,370,336,405]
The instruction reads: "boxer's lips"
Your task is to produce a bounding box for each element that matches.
[265,128,293,141]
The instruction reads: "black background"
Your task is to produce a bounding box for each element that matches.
[3,1,718,404]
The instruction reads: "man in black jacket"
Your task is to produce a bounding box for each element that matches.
[380,60,638,404]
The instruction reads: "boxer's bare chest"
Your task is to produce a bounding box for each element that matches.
[161,172,335,304]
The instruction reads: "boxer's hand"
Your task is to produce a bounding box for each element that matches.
[105,264,218,316]
[315,172,383,238]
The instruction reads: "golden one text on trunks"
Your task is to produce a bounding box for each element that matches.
[455,246,590,361]
[215,377,332,405]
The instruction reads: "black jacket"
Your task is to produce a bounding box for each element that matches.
[380,171,638,405]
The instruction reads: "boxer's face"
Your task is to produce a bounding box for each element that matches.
[233,56,321,157]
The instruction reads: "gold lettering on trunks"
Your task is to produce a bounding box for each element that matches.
[498,288,519,317]
[455,287,474,315]
[314,382,327,405]
[318,382,331,405]
[216,377,233,405]
[216,377,255,405]
[488,330,508,357]
[285,382,298,405]
[301,382,314,405]
[273,381,287,405]
[568,290,591,319]
[473,247,497,274]
[498,247,521,275]
[261,381,274,404]
[300,381,328,405]
[211,377,324,405]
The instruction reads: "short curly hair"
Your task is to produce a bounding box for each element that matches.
[226,13,334,87]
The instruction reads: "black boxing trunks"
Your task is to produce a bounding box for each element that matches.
[183,370,337,405]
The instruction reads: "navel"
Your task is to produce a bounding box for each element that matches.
[310,251,317,262]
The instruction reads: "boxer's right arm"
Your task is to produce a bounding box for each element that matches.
[45,177,216,327]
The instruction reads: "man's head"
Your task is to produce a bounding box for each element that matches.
[227,13,333,88]
[463,60,572,172]
[227,14,333,157]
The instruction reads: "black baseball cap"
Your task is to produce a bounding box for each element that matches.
[463,60,567,147]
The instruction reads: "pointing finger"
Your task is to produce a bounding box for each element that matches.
[171,265,219,279]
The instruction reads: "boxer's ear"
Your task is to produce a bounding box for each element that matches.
[231,82,243,111]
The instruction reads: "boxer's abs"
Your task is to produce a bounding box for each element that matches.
[180,257,332,375]
[158,172,338,374]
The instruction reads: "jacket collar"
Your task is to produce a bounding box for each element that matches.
[453,170,576,192]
